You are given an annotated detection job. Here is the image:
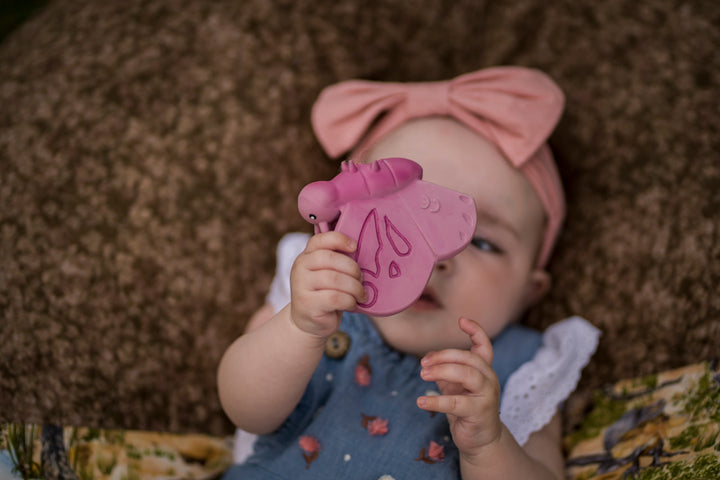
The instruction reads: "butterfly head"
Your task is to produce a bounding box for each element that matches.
[298,181,342,227]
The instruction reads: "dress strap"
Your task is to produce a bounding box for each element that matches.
[491,324,543,392]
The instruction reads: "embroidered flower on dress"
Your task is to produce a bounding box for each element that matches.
[355,354,372,386]
[361,413,389,436]
[299,435,321,453]
[415,441,445,464]
[298,435,321,469]
[367,418,389,436]
[428,441,445,461]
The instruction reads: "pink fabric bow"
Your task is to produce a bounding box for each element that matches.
[311,66,565,168]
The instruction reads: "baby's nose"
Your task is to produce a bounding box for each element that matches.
[434,257,453,273]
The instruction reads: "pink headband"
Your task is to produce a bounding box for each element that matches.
[311,66,566,267]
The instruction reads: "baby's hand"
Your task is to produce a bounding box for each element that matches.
[289,232,366,338]
[417,317,502,456]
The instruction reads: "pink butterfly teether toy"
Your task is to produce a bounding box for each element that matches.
[298,157,477,316]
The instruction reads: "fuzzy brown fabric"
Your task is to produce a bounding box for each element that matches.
[1,0,718,436]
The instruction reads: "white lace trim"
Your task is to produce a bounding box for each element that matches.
[500,316,601,446]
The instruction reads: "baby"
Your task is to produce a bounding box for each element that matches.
[218,67,600,480]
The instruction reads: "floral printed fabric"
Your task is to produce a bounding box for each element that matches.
[222,312,542,480]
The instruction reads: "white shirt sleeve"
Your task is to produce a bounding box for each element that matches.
[500,316,601,446]
[265,232,311,313]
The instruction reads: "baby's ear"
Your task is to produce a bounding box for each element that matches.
[524,269,551,308]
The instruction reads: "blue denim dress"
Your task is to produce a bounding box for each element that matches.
[223,312,541,480]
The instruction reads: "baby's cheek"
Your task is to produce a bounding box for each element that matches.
[459,294,512,340]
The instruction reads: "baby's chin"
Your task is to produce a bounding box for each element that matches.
[369,312,471,358]
[368,303,443,326]
[368,314,430,355]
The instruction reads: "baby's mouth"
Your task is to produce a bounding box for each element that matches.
[411,287,442,311]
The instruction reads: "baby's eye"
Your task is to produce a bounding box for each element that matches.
[470,236,501,254]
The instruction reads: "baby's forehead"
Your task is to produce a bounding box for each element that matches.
[475,173,546,228]
[357,116,547,223]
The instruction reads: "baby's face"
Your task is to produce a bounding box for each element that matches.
[363,117,549,356]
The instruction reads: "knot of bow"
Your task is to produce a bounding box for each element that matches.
[311,66,565,167]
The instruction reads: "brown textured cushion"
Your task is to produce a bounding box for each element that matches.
[1,0,718,435]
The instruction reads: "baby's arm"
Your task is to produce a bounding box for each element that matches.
[244,303,275,333]
[417,318,564,480]
[457,416,564,480]
[217,232,366,434]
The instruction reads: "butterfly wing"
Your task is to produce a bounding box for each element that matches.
[331,178,476,317]
[334,197,435,316]
[397,180,477,260]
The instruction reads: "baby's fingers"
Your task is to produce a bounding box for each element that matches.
[300,251,362,281]
[421,349,487,372]
[305,231,357,255]
[458,317,494,365]
[311,289,363,314]
[420,363,493,395]
[295,233,362,281]
[308,270,367,303]
[417,393,482,419]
